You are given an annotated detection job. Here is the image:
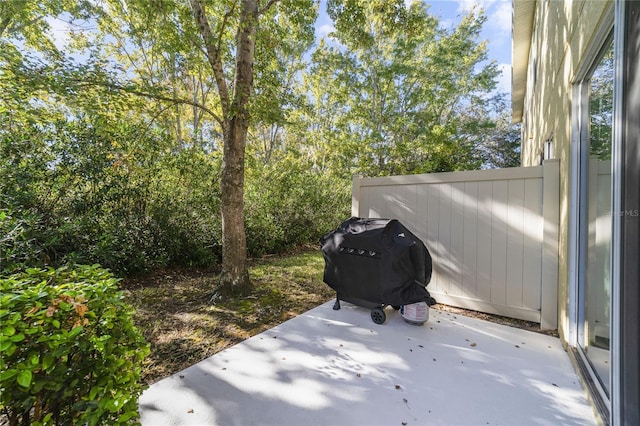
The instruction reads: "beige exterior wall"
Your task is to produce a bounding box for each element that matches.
[519,0,613,342]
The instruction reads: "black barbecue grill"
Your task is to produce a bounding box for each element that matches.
[320,217,436,324]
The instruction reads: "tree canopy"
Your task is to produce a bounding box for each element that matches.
[1,0,519,281]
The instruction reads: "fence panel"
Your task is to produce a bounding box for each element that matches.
[352,161,559,328]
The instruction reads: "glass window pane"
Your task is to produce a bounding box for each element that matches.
[580,40,613,396]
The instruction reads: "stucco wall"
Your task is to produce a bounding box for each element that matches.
[519,0,612,342]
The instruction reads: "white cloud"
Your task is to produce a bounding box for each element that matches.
[316,24,335,39]
[457,0,491,13]
[456,0,511,28]
[486,1,511,34]
[455,0,512,65]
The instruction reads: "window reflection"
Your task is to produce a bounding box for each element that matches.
[581,40,613,395]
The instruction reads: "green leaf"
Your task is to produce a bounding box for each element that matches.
[36,335,50,343]
[0,368,19,381]
[33,380,46,392]
[69,326,83,338]
[3,344,17,357]
[89,386,100,400]
[17,370,32,388]
[29,352,40,365]
[42,354,54,371]
[2,325,16,336]
[118,411,136,422]
[9,333,25,342]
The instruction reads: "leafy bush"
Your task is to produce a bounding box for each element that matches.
[1,118,226,275]
[0,209,44,274]
[245,160,351,256]
[0,265,149,425]
[1,111,350,275]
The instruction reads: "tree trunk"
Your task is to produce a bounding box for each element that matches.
[217,0,259,297]
[218,118,251,296]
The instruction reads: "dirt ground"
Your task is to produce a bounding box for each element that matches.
[123,251,335,385]
[432,303,559,337]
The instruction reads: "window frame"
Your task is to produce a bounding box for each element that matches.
[568,2,615,418]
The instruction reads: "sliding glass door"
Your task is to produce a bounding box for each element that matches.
[577,36,614,398]
[572,2,640,423]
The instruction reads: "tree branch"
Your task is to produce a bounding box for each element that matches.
[216,5,236,65]
[258,0,280,16]
[77,79,223,126]
[0,15,11,38]
[189,0,231,118]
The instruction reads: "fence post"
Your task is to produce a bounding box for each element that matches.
[352,175,361,217]
[541,160,560,329]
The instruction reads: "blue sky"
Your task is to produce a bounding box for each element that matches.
[315,0,513,95]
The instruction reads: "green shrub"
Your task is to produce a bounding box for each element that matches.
[0,265,149,425]
[245,160,351,256]
[0,209,44,274]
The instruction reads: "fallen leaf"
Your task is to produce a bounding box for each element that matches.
[75,304,88,317]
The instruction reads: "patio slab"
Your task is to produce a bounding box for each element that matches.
[138,301,597,426]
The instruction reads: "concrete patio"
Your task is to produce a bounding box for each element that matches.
[138,301,597,425]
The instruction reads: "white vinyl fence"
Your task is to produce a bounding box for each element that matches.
[587,158,611,343]
[352,160,560,329]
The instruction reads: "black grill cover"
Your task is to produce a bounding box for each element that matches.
[320,217,434,308]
